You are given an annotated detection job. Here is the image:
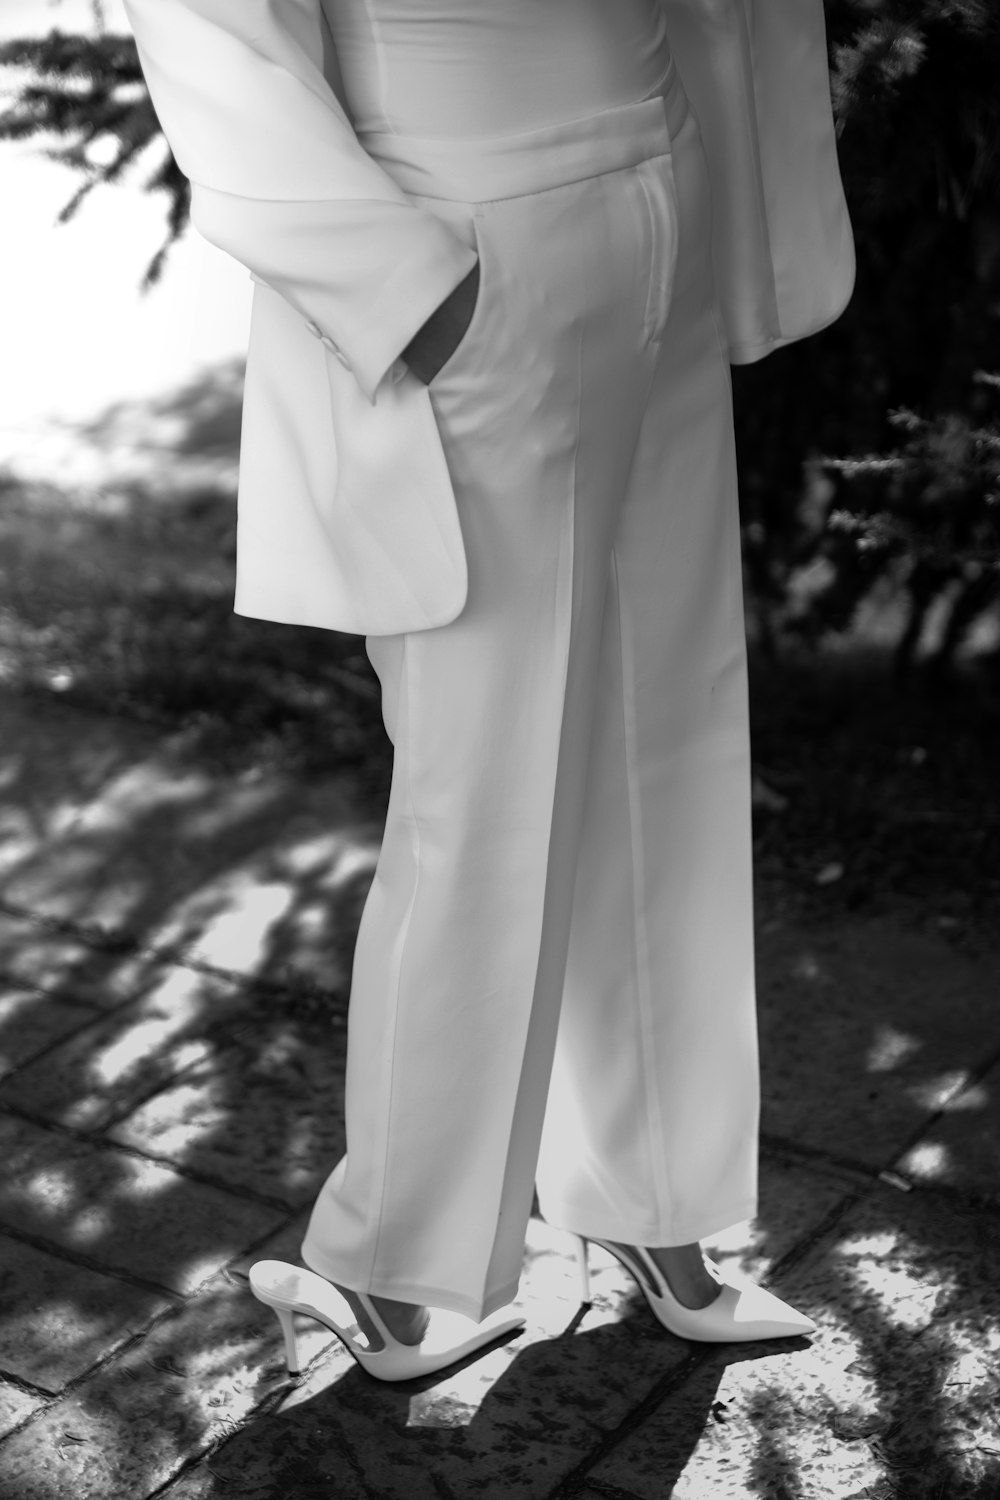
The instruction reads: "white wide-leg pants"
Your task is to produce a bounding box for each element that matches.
[303,68,760,1322]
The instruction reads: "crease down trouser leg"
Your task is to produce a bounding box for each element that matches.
[535,106,760,1250]
[302,156,665,1320]
[302,89,760,1315]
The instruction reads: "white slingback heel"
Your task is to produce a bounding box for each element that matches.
[249,1260,525,1382]
[575,1237,816,1342]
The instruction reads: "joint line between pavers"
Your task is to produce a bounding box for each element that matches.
[0,1098,296,1213]
[544,1350,710,1500]
[762,1113,1000,1220]
[0,1365,59,1401]
[879,1028,1000,1182]
[139,1366,300,1500]
[0,1004,135,1093]
[0,894,345,1010]
[0,1219,187,1301]
[758,1187,869,1286]
[0,980,101,1018]
[569,1483,649,1500]
[0,1273,278,1458]
[87,1042,259,1138]
[222,1204,311,1275]
[760,1130,892,1185]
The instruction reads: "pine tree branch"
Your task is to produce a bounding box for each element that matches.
[0,29,188,287]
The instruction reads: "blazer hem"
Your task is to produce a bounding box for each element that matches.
[726,283,856,366]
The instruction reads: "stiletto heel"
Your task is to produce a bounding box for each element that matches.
[274,1305,301,1375]
[574,1234,592,1305]
[589,1239,816,1344]
[249,1260,525,1383]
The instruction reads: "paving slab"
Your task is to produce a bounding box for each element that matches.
[0,964,249,1132]
[0,697,166,899]
[586,1341,885,1500]
[164,1384,586,1500]
[0,692,378,996]
[585,1185,1000,1500]
[756,915,1000,1167]
[0,1232,172,1392]
[0,1115,287,1294]
[0,1274,291,1500]
[226,1206,312,1280]
[106,1014,348,1205]
[0,693,252,936]
[0,910,135,1009]
[898,1049,1000,1203]
[138,817,379,997]
[0,985,99,1080]
[0,1382,46,1444]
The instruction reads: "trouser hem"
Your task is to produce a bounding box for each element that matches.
[536,1196,759,1248]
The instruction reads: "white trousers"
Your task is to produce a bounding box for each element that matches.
[303,69,760,1322]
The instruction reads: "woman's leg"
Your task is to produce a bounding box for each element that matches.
[302,158,672,1321]
[534,108,761,1262]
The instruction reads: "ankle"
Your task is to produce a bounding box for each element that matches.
[371,1295,430,1347]
[646,1243,722,1311]
[336,1284,429,1348]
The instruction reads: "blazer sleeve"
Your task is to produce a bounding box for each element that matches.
[661,0,855,362]
[122,0,478,405]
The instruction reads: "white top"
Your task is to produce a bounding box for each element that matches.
[324,0,673,137]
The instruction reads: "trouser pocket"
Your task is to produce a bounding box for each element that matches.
[409,148,680,409]
[632,154,681,347]
[407,198,491,390]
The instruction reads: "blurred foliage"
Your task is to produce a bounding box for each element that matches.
[0,20,187,287]
[2,0,1000,666]
[3,471,998,938]
[0,473,391,791]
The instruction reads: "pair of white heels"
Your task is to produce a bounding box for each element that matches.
[249,1236,815,1383]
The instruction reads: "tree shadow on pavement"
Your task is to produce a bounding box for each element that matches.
[147,1294,750,1500]
[0,670,998,1496]
[0,358,998,1494]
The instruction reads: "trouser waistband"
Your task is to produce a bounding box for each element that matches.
[357,55,688,203]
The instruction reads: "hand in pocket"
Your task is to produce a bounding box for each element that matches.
[402,260,481,385]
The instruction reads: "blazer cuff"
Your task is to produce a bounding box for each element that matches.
[191,185,478,405]
[351,237,479,404]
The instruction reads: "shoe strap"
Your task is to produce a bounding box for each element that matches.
[606,1241,664,1299]
[351,1291,397,1353]
[590,1240,661,1300]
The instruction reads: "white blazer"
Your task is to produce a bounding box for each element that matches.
[122,0,855,637]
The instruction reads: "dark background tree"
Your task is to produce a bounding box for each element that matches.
[734,0,1000,669]
[2,0,999,668]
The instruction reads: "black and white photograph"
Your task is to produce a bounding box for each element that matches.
[0,1,997,1496]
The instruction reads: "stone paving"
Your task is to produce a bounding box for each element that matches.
[0,692,998,1499]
